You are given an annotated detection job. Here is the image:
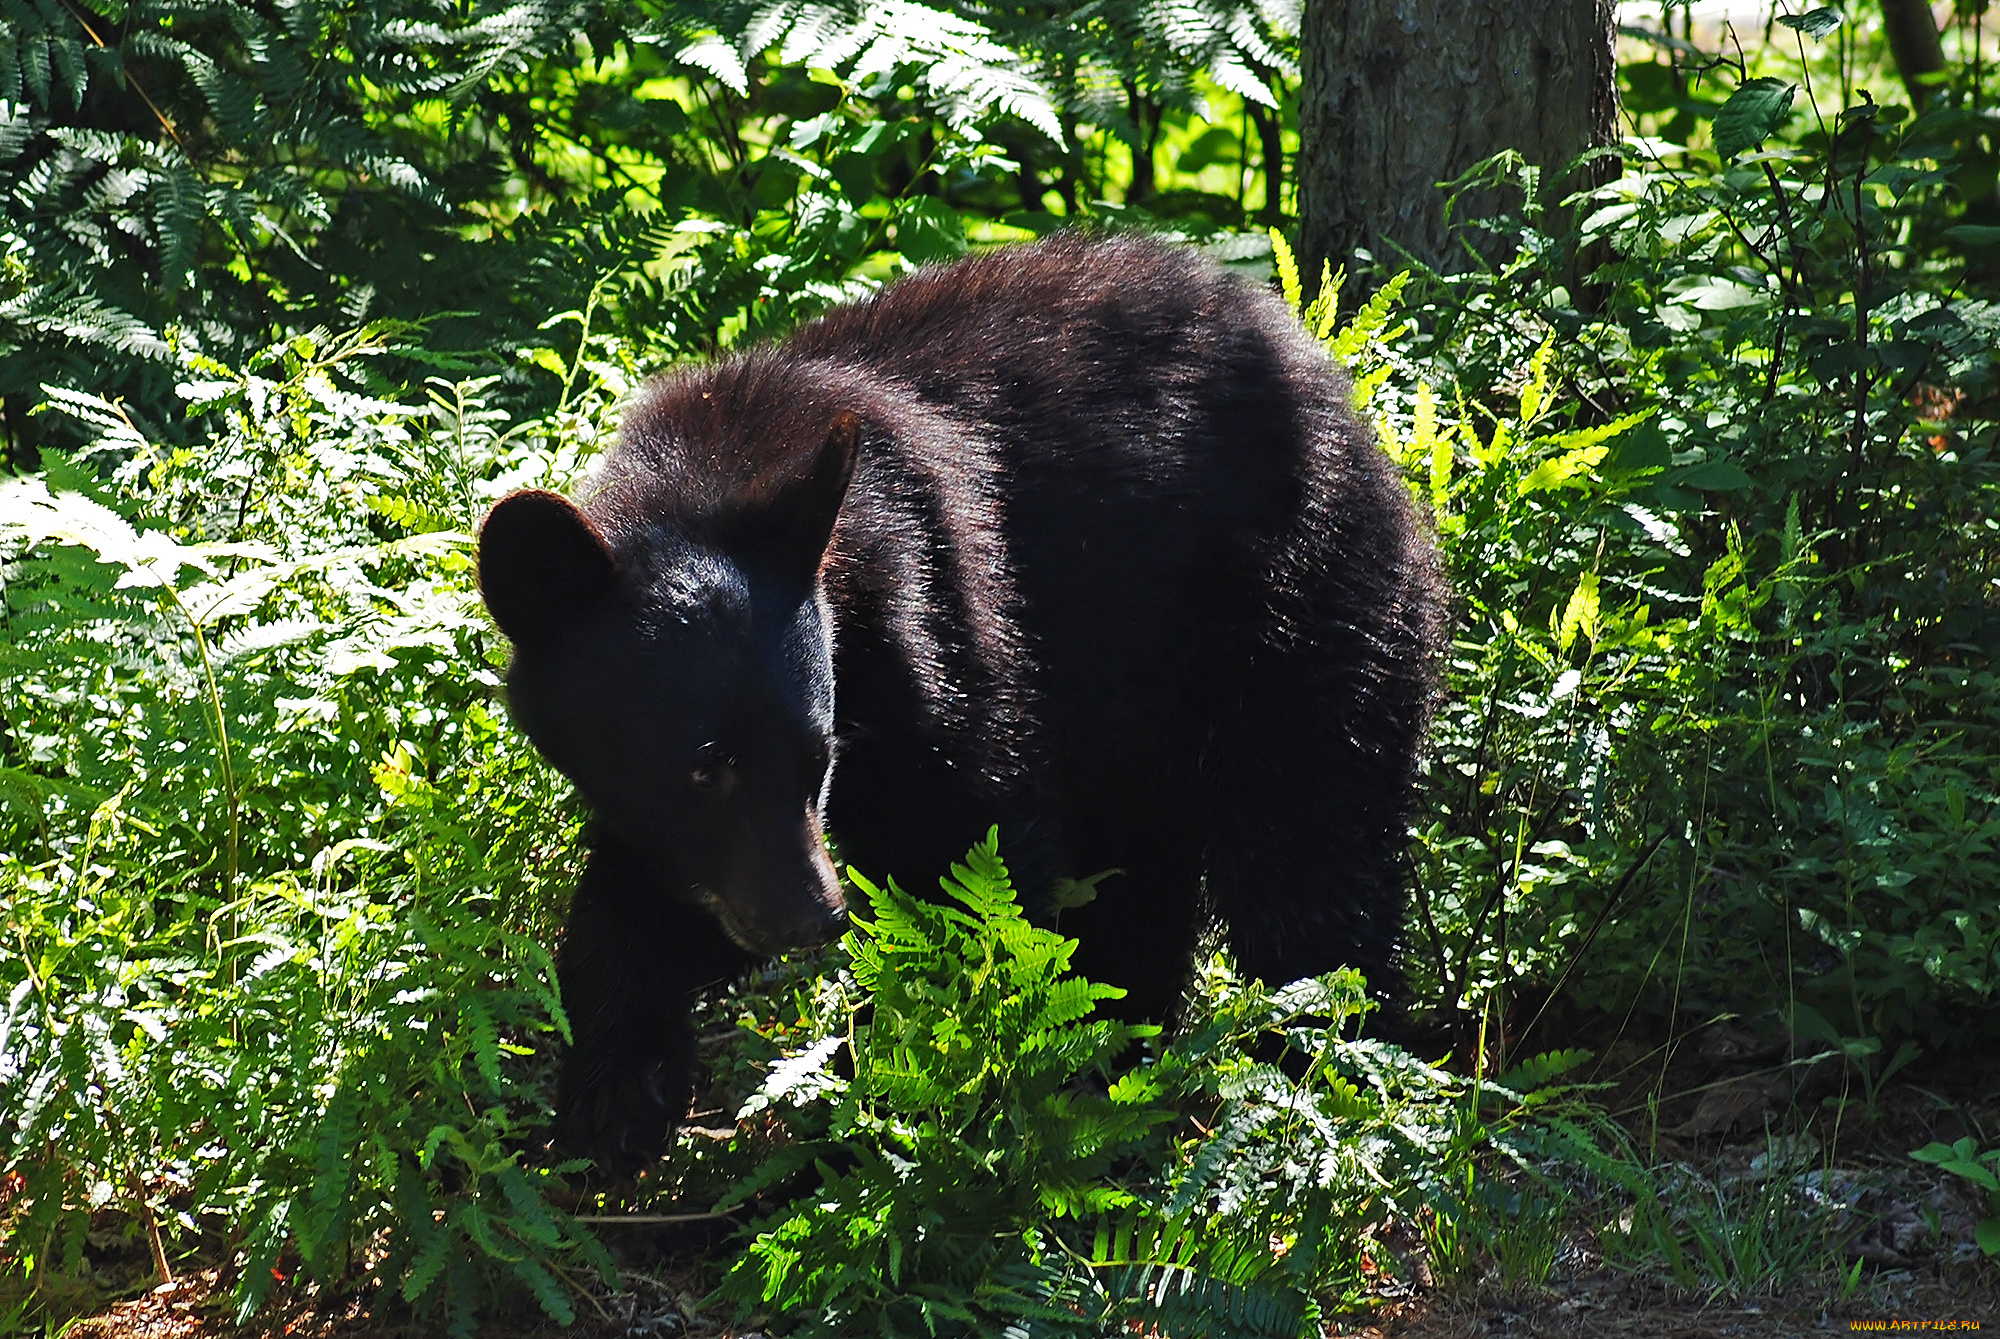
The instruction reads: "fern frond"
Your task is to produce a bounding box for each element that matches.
[712,1140,824,1214]
[297,1082,361,1279]
[1166,1102,1277,1215]
[1328,271,1413,365]
[650,0,1063,139]
[1106,1261,1310,1339]
[1494,1046,1594,1096]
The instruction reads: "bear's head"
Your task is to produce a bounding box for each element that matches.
[476,413,860,955]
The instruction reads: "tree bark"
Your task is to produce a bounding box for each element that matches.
[1248,102,1287,226]
[1123,83,1160,202]
[1297,0,1618,285]
[1879,0,1946,107]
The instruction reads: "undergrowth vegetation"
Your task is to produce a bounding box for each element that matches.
[1396,14,2000,1071]
[704,833,1620,1338]
[3,0,1999,1332]
[0,333,613,1330]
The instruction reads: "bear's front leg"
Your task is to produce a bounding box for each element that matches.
[553,831,754,1174]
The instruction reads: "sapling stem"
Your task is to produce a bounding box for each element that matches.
[103,398,242,912]
[126,1168,174,1287]
[161,584,239,912]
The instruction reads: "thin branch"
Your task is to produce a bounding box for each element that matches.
[57,0,184,151]
[1513,831,1670,1052]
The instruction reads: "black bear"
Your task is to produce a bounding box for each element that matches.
[477,235,1445,1170]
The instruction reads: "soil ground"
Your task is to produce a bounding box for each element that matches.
[50,1258,2000,1338]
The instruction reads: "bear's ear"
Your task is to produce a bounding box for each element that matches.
[478,490,617,644]
[733,410,861,579]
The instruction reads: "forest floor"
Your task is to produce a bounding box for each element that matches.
[49,1019,2000,1338]
[52,1256,2000,1339]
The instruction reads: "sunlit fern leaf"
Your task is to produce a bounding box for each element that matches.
[150,159,206,295]
[1328,270,1413,365]
[0,284,172,359]
[650,0,1063,140]
[1028,975,1111,1033]
[1166,1102,1277,1215]
[1105,1261,1310,1339]
[365,493,459,535]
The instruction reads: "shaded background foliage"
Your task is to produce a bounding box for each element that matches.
[0,0,1295,459]
[3,0,2000,1331]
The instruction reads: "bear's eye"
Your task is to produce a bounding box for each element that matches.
[690,749,734,792]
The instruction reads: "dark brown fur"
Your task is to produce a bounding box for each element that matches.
[479,234,1446,1170]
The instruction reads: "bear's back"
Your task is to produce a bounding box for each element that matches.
[782,234,1326,461]
[783,231,1353,626]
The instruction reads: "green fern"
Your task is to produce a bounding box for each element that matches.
[1106,1262,1311,1339]
[1492,1047,1594,1097]
[649,0,1064,139]
[713,829,1170,1335]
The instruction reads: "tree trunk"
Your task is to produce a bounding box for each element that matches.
[1879,0,1946,106]
[1297,0,1618,286]
[1124,83,1159,202]
[1248,102,1286,226]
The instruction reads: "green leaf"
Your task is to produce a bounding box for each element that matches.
[1777,7,1842,39]
[1517,443,1610,496]
[673,36,748,93]
[1175,126,1239,175]
[1713,78,1796,158]
[1328,270,1411,366]
[1915,1140,2000,1191]
[892,196,967,264]
[1519,338,1554,424]
[1302,260,1341,341]
[1270,227,1301,314]
[1494,1048,1593,1095]
[0,98,29,162]
[1946,224,2000,250]
[366,493,458,534]
[1676,459,1753,491]
[1666,275,1770,311]
[1555,572,1601,655]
